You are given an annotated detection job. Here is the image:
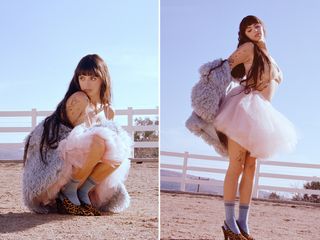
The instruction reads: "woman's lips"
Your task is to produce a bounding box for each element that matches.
[84,89,92,95]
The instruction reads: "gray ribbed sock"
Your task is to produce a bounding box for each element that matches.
[237,204,250,234]
[224,201,241,234]
[77,177,96,205]
[61,178,80,205]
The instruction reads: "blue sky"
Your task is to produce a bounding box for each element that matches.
[160,0,320,168]
[0,0,158,111]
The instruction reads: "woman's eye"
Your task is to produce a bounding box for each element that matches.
[79,76,84,81]
[91,77,97,81]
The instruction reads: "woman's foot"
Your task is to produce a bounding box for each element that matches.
[56,196,93,216]
[224,201,241,234]
[80,201,101,216]
[236,221,255,240]
[77,177,96,205]
[222,222,247,240]
[60,179,81,205]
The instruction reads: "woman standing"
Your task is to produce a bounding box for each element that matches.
[214,16,297,239]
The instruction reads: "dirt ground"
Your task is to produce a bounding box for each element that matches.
[0,162,159,240]
[161,191,320,240]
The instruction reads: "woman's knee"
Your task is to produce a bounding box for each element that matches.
[243,158,257,175]
[227,162,245,177]
[89,134,106,154]
[228,151,247,177]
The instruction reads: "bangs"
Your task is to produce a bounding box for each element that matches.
[240,15,262,30]
[77,68,102,78]
[75,58,103,78]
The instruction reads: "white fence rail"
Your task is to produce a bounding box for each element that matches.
[0,107,159,161]
[160,150,320,198]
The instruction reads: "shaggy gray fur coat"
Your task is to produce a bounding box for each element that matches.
[23,120,131,214]
[185,59,235,156]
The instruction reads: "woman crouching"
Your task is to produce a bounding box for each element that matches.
[23,54,132,216]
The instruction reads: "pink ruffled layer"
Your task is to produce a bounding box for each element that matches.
[214,86,297,159]
[38,121,131,207]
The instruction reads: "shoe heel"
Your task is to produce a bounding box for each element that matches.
[222,226,228,240]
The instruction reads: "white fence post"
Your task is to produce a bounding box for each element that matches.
[180,151,189,192]
[31,108,37,129]
[1,107,158,162]
[127,107,134,158]
[160,151,320,197]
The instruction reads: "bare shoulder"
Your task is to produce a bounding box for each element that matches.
[66,91,90,126]
[66,91,89,110]
[238,42,254,51]
[228,42,254,69]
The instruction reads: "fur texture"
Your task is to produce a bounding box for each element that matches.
[185,111,228,156]
[186,59,234,157]
[22,119,132,214]
[191,59,233,122]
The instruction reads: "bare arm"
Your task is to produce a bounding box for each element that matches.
[66,91,90,127]
[228,42,254,70]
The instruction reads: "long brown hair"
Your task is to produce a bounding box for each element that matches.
[23,54,111,164]
[231,15,271,93]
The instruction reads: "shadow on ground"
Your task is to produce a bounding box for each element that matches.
[0,212,73,233]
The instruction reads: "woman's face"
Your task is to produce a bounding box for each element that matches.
[78,74,102,99]
[245,23,264,42]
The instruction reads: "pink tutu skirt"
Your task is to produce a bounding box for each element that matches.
[214,85,297,159]
[58,121,132,169]
[23,120,132,213]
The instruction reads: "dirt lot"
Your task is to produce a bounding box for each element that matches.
[0,162,159,240]
[161,191,320,240]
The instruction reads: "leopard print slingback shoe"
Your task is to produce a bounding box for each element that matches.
[236,221,255,240]
[56,197,94,216]
[80,202,101,216]
[222,222,247,240]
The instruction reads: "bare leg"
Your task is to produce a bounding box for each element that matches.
[73,135,121,208]
[89,162,121,183]
[239,154,257,204]
[223,138,247,234]
[61,134,105,205]
[224,138,247,201]
[72,134,106,185]
[237,154,257,235]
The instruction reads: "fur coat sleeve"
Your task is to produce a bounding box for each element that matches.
[185,59,234,157]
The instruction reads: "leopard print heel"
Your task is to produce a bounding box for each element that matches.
[80,202,101,216]
[56,197,94,216]
[236,221,255,240]
[222,226,229,240]
[222,222,247,240]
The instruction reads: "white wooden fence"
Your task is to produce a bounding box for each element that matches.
[161,150,320,198]
[0,107,159,162]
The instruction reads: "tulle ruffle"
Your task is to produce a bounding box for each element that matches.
[58,120,132,168]
[55,120,132,207]
[214,86,297,159]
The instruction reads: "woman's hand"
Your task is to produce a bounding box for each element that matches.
[104,105,114,120]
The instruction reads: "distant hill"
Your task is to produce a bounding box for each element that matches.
[161,169,224,195]
[0,148,23,160]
